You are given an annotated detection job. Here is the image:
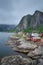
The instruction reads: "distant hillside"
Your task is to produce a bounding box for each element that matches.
[16,10,43,32]
[0,24,16,32]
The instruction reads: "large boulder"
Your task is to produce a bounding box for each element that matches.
[1,55,32,65]
[27,47,42,59]
[12,42,37,54]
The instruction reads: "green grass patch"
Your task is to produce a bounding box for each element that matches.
[36,25,43,33]
[22,27,32,33]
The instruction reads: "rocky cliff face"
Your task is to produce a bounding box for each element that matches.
[30,11,43,29]
[16,10,43,31]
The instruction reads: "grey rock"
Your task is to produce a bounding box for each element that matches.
[37,59,43,65]
[1,55,32,65]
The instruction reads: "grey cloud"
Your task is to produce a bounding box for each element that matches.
[0,0,43,25]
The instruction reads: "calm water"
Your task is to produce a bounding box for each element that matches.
[0,32,18,58]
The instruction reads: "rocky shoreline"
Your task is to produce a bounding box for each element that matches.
[1,55,41,65]
[1,33,43,65]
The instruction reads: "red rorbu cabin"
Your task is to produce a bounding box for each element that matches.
[39,33,43,37]
[31,37,41,42]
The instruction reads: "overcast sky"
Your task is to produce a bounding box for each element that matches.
[0,0,43,25]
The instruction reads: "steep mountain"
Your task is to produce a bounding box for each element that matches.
[0,24,16,32]
[16,10,43,32]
